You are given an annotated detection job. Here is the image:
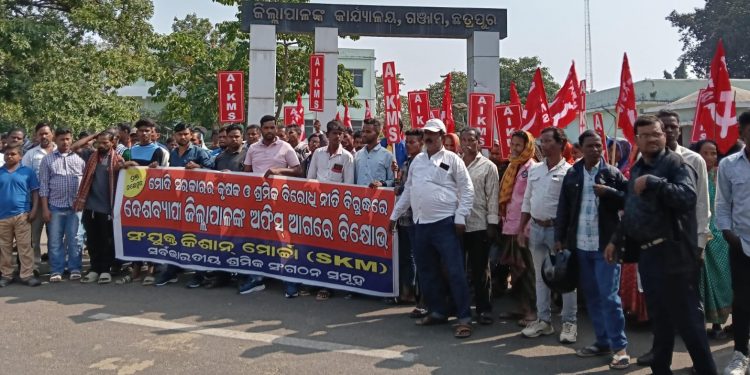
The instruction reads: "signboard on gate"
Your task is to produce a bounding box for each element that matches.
[218,71,245,123]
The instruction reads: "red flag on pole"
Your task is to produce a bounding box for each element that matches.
[309,54,324,112]
[705,39,739,154]
[615,53,637,145]
[343,103,353,129]
[442,73,455,133]
[430,108,440,119]
[295,91,306,139]
[364,100,373,120]
[382,61,401,144]
[407,91,430,129]
[494,104,522,159]
[691,89,712,143]
[578,79,587,135]
[335,111,341,122]
[217,71,245,123]
[521,68,552,137]
[509,81,521,106]
[549,62,581,129]
[593,112,608,163]
[469,93,495,149]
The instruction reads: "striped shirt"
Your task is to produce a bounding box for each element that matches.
[39,150,85,208]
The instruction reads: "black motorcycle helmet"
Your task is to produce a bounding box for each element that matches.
[541,249,578,294]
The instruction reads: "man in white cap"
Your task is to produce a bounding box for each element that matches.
[390,119,475,339]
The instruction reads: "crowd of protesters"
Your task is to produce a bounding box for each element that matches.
[1,110,749,374]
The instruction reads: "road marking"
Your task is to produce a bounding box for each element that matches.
[89,313,416,363]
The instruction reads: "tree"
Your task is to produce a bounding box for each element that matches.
[668,0,750,78]
[663,70,674,79]
[0,0,155,133]
[673,60,688,79]
[425,71,468,130]
[499,57,560,103]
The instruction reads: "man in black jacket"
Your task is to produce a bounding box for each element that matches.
[605,115,716,375]
[555,130,629,369]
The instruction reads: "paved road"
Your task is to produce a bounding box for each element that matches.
[0,272,736,375]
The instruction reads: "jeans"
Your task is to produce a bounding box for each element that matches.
[412,216,471,323]
[47,206,82,275]
[529,222,577,323]
[464,230,492,313]
[577,249,627,350]
[398,224,416,291]
[639,244,717,375]
[81,210,115,274]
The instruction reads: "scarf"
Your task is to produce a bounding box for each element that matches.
[73,149,122,211]
[499,131,536,214]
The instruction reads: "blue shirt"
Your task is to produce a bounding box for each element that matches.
[576,162,600,251]
[716,146,750,256]
[169,144,213,168]
[0,165,39,220]
[380,138,408,168]
[354,144,395,187]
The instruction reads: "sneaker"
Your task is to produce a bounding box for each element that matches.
[560,322,578,344]
[0,278,13,287]
[154,272,178,286]
[238,279,266,295]
[521,319,555,338]
[724,351,749,375]
[21,277,41,287]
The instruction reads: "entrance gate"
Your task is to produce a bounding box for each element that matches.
[241,1,508,124]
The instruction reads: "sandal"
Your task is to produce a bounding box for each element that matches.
[81,272,99,284]
[98,272,112,284]
[115,275,133,285]
[142,275,155,286]
[453,323,473,339]
[316,289,331,301]
[478,312,494,325]
[409,308,428,319]
[416,315,448,326]
[609,354,631,370]
[49,274,62,283]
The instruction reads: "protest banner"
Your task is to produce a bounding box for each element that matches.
[468,93,495,149]
[494,104,521,160]
[309,54,325,112]
[283,106,303,126]
[407,91,429,129]
[217,71,245,123]
[113,168,398,296]
[430,108,440,120]
[382,61,401,144]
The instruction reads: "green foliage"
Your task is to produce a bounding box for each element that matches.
[663,70,674,79]
[668,0,750,78]
[498,57,560,103]
[0,0,154,134]
[673,60,689,79]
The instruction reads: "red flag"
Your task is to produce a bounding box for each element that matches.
[430,108,440,119]
[691,89,712,143]
[549,62,581,129]
[295,91,305,139]
[343,103,352,129]
[382,61,401,144]
[442,73,455,133]
[521,68,552,137]
[283,106,297,126]
[494,104,522,159]
[615,53,637,145]
[217,71,245,123]
[578,79,587,134]
[705,39,739,154]
[335,111,341,122]
[364,100,373,120]
[509,81,521,106]
[407,91,430,129]
[469,93,495,148]
[593,112,608,163]
[309,54,324,112]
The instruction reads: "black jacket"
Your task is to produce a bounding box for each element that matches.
[612,148,699,275]
[555,159,627,252]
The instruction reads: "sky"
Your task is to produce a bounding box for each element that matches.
[151,0,706,92]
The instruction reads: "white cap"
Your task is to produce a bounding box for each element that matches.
[423,119,446,133]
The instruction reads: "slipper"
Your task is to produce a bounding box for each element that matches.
[80,272,99,284]
[453,323,472,339]
[478,312,494,325]
[416,315,448,326]
[142,275,155,286]
[409,308,428,319]
[98,272,112,284]
[316,289,331,301]
[610,354,631,370]
[115,275,133,285]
